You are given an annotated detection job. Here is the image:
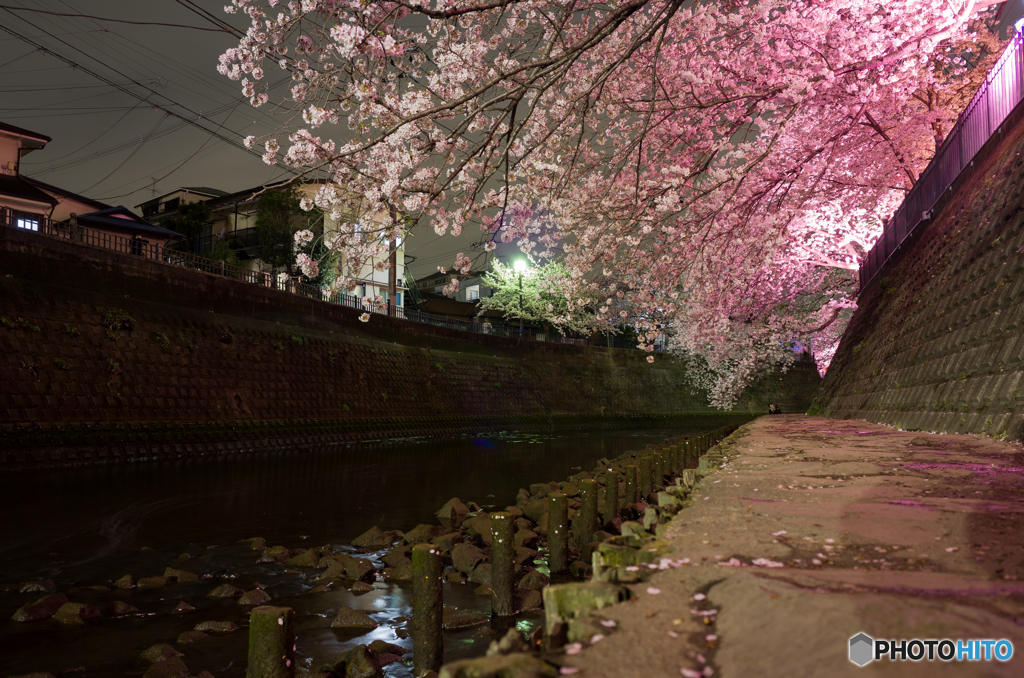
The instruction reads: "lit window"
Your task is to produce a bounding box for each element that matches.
[16,214,39,231]
[467,285,480,301]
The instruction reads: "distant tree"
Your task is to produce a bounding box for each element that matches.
[255,186,306,272]
[162,201,210,253]
[478,260,599,336]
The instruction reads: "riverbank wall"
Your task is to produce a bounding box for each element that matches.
[0,226,820,467]
[813,93,1024,441]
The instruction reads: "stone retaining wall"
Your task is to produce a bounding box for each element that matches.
[813,96,1024,440]
[0,226,820,467]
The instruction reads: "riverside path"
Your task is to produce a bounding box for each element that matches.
[563,415,1024,678]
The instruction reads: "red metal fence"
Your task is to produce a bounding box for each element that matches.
[860,27,1024,291]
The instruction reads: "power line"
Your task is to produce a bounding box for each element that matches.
[0,4,231,32]
[0,19,295,175]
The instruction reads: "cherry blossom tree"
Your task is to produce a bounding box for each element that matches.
[219,0,1005,406]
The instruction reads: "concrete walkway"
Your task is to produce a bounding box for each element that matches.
[565,416,1024,677]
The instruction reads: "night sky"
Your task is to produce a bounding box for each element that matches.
[2,0,1023,278]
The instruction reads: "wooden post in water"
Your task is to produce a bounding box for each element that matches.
[652,453,663,493]
[624,464,638,506]
[548,493,569,575]
[247,606,295,678]
[571,479,599,550]
[602,469,618,528]
[640,456,653,501]
[411,544,443,674]
[491,512,515,616]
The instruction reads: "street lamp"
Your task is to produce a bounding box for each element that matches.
[513,259,528,337]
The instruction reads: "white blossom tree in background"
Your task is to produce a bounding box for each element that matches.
[219,0,1006,407]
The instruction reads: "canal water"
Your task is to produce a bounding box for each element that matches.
[0,419,745,677]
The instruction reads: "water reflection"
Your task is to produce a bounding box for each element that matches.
[0,420,746,676]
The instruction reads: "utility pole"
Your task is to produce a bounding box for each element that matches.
[388,203,398,317]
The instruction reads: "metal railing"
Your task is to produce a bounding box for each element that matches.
[860,27,1024,291]
[1,207,612,347]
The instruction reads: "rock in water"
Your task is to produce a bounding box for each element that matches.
[518,570,549,591]
[11,593,68,622]
[285,548,322,568]
[207,583,244,598]
[113,575,133,589]
[330,606,379,634]
[439,653,558,678]
[243,537,267,551]
[171,601,195,614]
[18,580,56,594]
[368,640,408,656]
[516,590,543,611]
[163,568,199,584]
[382,559,413,583]
[324,644,384,678]
[137,576,171,589]
[257,545,290,563]
[402,524,444,545]
[107,601,139,615]
[349,581,374,594]
[194,621,239,633]
[451,543,487,574]
[468,563,492,585]
[176,631,208,645]
[141,644,182,663]
[436,498,469,530]
[441,607,487,630]
[352,525,398,549]
[238,589,272,605]
[53,602,101,625]
[522,498,548,524]
[142,656,189,678]
[382,545,412,568]
[431,532,463,553]
[463,514,493,545]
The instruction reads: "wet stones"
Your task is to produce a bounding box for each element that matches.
[17,580,55,594]
[324,644,385,678]
[403,523,445,545]
[114,575,133,589]
[284,547,323,568]
[140,644,182,664]
[463,514,493,545]
[439,653,559,678]
[382,558,413,582]
[208,583,244,598]
[194,620,239,633]
[163,567,199,584]
[53,602,101,625]
[436,497,470,530]
[331,606,379,634]
[238,588,272,605]
[107,601,139,615]
[11,593,68,622]
[451,543,487,574]
[351,525,399,549]
[137,576,172,589]
[177,630,208,644]
[431,532,463,554]
[257,545,290,563]
[441,607,487,630]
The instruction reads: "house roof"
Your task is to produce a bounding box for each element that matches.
[0,174,58,207]
[22,176,110,212]
[0,121,51,146]
[134,186,230,208]
[76,206,184,239]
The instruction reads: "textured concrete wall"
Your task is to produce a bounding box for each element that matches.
[0,227,820,467]
[814,100,1024,440]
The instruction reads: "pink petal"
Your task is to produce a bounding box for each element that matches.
[646,587,661,595]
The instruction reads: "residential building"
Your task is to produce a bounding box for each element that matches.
[415,270,494,302]
[138,182,407,309]
[1,121,182,252]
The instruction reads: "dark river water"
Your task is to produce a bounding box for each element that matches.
[0,420,745,677]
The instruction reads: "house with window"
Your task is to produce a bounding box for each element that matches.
[415,270,494,302]
[137,182,407,309]
[0,122,56,231]
[1,121,182,254]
